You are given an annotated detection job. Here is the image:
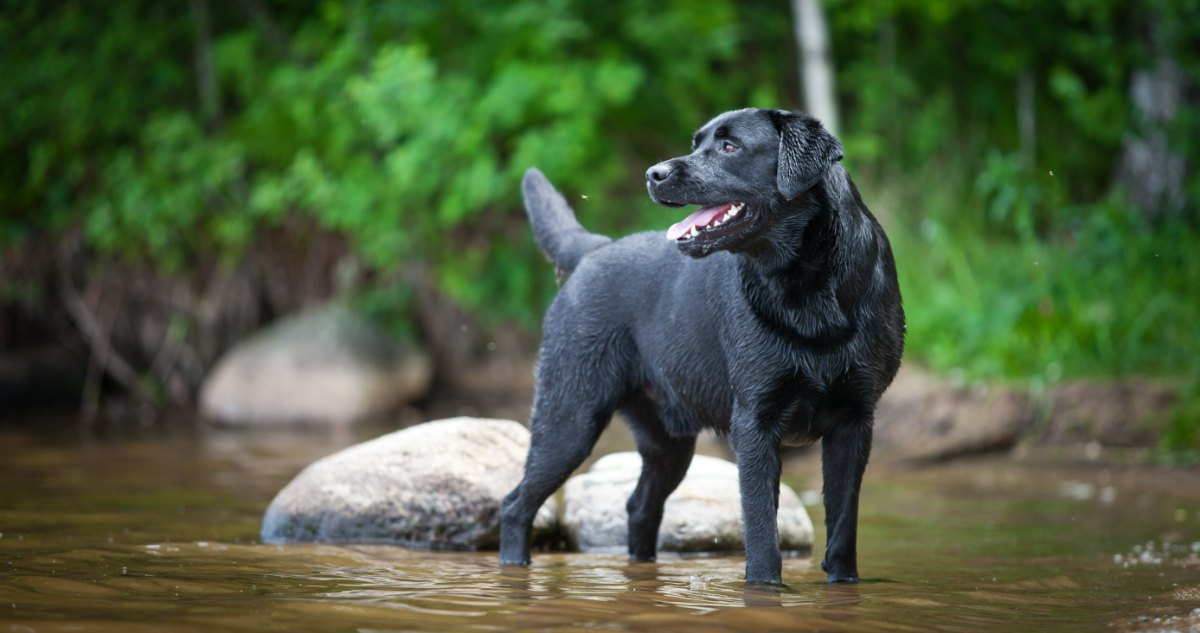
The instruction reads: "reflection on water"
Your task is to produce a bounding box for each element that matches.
[1,421,1198,632]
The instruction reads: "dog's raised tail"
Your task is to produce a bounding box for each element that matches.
[522,168,611,276]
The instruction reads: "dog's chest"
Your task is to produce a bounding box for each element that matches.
[727,335,868,431]
[646,339,856,436]
[645,360,735,433]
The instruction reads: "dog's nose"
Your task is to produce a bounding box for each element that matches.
[646,161,673,184]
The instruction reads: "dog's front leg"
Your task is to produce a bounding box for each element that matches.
[731,410,783,585]
[819,415,873,583]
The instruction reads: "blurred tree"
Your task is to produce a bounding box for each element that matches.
[792,0,839,134]
[1114,2,1193,221]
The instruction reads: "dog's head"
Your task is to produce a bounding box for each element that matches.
[646,108,843,258]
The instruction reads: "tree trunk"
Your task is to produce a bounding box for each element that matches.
[1114,11,1189,221]
[791,0,839,136]
[191,0,222,130]
[1017,68,1036,170]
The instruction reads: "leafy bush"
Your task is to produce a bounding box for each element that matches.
[3,0,788,329]
[891,188,1200,384]
[1,1,1198,432]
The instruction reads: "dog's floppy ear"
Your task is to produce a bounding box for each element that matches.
[770,110,844,200]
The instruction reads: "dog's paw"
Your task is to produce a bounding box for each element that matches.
[821,559,859,583]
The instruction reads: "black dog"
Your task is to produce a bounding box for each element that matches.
[500,108,904,584]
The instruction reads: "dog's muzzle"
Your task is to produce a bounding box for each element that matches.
[646,160,687,208]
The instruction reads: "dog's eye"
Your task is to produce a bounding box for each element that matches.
[721,142,738,154]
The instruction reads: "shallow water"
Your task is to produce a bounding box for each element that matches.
[1,421,1198,632]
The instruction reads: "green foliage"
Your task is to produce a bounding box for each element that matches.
[0,1,193,245]
[892,183,1200,384]
[1,0,1198,416]
[1,0,783,327]
[88,114,252,271]
[820,1,1200,453]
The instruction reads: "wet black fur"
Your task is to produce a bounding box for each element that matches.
[500,108,905,585]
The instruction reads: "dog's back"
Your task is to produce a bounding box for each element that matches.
[547,230,739,434]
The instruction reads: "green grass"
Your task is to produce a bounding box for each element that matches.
[878,184,1197,383]
[865,160,1200,456]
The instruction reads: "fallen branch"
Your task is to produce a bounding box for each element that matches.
[58,237,159,408]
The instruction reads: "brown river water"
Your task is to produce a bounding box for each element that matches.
[1,419,1198,632]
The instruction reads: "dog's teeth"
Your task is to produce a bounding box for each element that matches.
[730,204,741,216]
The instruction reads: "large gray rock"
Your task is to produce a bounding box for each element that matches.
[261,417,557,549]
[562,452,813,554]
[200,304,431,427]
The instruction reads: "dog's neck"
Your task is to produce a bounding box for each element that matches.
[735,166,877,345]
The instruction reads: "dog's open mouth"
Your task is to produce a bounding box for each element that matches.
[665,202,751,242]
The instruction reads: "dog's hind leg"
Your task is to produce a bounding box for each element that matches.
[621,397,696,561]
[499,397,611,565]
[500,268,634,565]
[819,414,873,583]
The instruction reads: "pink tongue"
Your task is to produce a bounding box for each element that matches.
[666,204,730,240]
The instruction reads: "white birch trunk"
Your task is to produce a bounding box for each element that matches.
[1116,56,1186,220]
[792,0,839,136]
[1017,68,1036,170]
